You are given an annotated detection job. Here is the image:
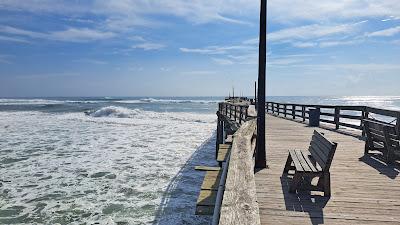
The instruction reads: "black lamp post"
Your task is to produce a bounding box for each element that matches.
[255,0,267,168]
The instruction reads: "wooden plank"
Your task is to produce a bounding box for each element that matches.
[217,147,229,162]
[195,166,221,171]
[201,171,222,190]
[219,144,232,149]
[289,149,305,172]
[294,149,314,172]
[313,130,335,149]
[197,190,217,206]
[310,137,330,158]
[219,119,260,225]
[300,151,321,172]
[308,145,327,169]
[195,205,214,215]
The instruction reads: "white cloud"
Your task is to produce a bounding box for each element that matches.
[0,35,30,43]
[318,40,362,47]
[212,58,234,65]
[268,0,400,23]
[292,42,317,48]
[0,54,12,64]
[180,45,255,55]
[50,28,115,42]
[269,23,358,42]
[132,42,165,51]
[268,54,315,66]
[227,53,258,65]
[367,26,400,37]
[73,59,108,65]
[2,0,400,27]
[0,26,115,42]
[280,63,400,72]
[292,39,363,48]
[180,70,217,76]
[179,47,222,55]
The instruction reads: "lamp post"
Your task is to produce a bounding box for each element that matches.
[255,0,267,168]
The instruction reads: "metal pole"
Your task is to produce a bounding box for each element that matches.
[255,0,267,169]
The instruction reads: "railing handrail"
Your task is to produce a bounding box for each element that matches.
[219,102,253,125]
[265,101,400,134]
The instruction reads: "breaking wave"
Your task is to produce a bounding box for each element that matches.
[88,106,142,118]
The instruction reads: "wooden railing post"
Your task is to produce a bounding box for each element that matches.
[292,105,296,119]
[302,106,306,122]
[239,106,243,124]
[396,114,400,137]
[334,107,340,129]
[361,107,368,136]
[283,104,287,117]
[233,105,237,122]
[277,103,280,116]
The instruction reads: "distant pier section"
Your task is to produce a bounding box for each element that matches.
[196,97,400,225]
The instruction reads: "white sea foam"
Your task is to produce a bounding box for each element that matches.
[0,109,216,224]
[0,99,64,105]
[88,106,142,118]
[115,100,144,104]
[139,98,219,104]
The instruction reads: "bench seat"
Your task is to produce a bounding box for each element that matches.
[288,149,322,173]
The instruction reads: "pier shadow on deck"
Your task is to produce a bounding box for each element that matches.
[152,131,217,225]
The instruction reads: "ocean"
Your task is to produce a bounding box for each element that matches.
[1,96,400,224]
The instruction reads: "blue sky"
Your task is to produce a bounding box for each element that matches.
[0,0,399,97]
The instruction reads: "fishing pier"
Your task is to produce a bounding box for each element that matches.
[195,97,400,225]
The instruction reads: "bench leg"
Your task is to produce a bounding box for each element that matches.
[283,154,293,174]
[364,141,369,155]
[322,172,331,197]
[289,173,301,193]
[387,147,395,164]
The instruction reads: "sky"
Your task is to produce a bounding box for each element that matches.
[0,0,400,97]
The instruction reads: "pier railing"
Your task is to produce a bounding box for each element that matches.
[218,102,250,125]
[266,102,400,134]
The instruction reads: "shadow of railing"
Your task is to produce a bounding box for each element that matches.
[152,131,218,225]
[280,176,329,225]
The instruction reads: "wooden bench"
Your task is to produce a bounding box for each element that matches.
[283,130,338,197]
[363,119,400,163]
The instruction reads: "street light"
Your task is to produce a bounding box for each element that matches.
[255,0,267,169]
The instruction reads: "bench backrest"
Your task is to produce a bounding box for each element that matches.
[363,119,400,149]
[308,130,338,171]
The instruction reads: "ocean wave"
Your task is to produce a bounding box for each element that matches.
[83,106,216,125]
[139,98,219,104]
[0,99,64,105]
[115,100,144,104]
[88,106,142,118]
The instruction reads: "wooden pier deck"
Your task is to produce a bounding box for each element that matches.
[255,114,400,225]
